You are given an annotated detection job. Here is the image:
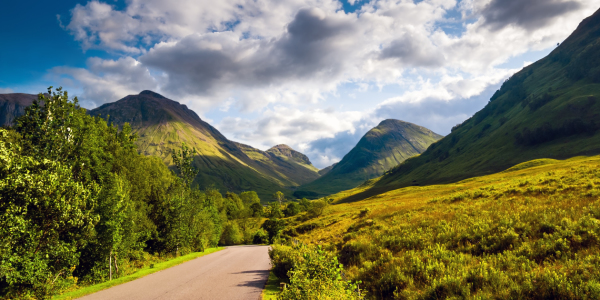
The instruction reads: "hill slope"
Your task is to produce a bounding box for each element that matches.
[0,93,36,127]
[89,90,303,200]
[341,8,600,202]
[297,119,442,197]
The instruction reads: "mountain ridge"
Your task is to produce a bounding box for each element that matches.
[297,119,443,197]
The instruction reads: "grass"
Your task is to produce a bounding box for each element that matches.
[280,155,600,299]
[262,269,282,300]
[53,247,224,300]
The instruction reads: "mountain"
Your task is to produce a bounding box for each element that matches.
[235,143,320,186]
[0,93,36,127]
[296,119,443,197]
[339,8,600,203]
[318,163,337,176]
[88,90,312,200]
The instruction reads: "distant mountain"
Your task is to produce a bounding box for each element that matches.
[0,93,36,127]
[89,90,304,200]
[318,163,337,176]
[235,143,320,187]
[340,8,600,203]
[297,119,443,197]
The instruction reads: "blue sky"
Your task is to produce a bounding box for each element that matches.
[1,0,598,168]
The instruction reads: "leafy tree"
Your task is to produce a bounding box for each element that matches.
[284,202,300,217]
[250,202,264,218]
[262,218,286,243]
[274,191,285,205]
[308,200,328,218]
[171,143,198,187]
[269,201,284,219]
[0,129,97,298]
[298,198,311,211]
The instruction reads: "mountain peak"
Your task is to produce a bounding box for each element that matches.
[139,90,166,98]
[267,144,312,165]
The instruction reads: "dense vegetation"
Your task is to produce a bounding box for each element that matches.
[270,155,600,299]
[0,88,272,299]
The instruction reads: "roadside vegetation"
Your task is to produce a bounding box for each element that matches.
[268,155,600,299]
[0,88,289,299]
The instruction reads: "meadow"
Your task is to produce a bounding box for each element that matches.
[273,155,600,299]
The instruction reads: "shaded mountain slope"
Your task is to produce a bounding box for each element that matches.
[0,93,36,127]
[89,91,292,200]
[236,143,320,186]
[318,163,337,176]
[298,119,443,196]
[340,8,600,203]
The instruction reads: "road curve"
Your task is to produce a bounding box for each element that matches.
[79,245,271,300]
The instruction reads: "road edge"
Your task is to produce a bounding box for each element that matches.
[53,247,225,300]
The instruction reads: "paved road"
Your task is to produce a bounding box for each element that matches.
[79,245,271,300]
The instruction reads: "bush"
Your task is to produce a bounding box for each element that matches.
[284,202,300,217]
[308,200,328,218]
[262,218,286,243]
[219,222,243,245]
[252,229,270,244]
[269,244,363,300]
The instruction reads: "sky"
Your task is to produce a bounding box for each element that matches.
[1,0,599,168]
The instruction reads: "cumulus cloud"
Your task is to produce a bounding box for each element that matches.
[53,0,600,166]
[51,57,157,106]
[477,0,583,32]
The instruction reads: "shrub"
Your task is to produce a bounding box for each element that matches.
[252,229,270,245]
[284,202,300,217]
[308,200,328,218]
[219,222,243,245]
[269,244,363,300]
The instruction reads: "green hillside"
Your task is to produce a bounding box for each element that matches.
[337,9,600,203]
[297,119,442,197]
[89,90,294,200]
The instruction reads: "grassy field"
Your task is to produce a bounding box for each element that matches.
[53,248,224,300]
[282,155,600,299]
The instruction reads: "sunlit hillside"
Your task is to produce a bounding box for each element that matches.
[281,155,600,298]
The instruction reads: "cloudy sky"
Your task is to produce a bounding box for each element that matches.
[1,0,599,168]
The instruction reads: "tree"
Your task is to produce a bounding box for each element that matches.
[0,129,97,298]
[269,201,284,219]
[273,191,285,205]
[171,143,198,188]
[308,200,328,218]
[284,202,300,217]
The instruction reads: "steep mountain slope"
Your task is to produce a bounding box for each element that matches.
[297,119,443,197]
[340,8,600,203]
[235,143,320,186]
[0,93,36,127]
[88,90,294,200]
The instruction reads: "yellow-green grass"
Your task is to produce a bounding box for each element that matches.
[53,248,224,300]
[262,269,282,300]
[284,155,600,299]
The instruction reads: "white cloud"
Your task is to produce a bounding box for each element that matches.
[54,0,600,166]
[0,88,14,94]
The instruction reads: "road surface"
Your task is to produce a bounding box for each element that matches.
[79,245,271,300]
